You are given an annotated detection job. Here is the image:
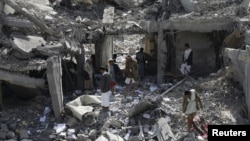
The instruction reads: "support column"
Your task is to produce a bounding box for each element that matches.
[101,35,113,67]
[157,23,167,85]
[0,81,2,111]
[162,0,167,11]
[245,47,250,119]
[76,45,84,91]
[96,35,113,69]
[47,56,63,119]
[0,1,4,33]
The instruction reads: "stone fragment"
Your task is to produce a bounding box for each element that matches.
[19,130,29,139]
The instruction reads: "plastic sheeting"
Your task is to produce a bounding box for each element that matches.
[66,95,102,121]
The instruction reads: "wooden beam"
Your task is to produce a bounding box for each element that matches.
[46,56,63,119]
[2,16,35,28]
[3,0,53,35]
[0,69,45,88]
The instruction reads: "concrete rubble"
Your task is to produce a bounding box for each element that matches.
[0,0,250,141]
[0,68,249,140]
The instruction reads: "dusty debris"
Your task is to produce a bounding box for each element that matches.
[0,0,250,140]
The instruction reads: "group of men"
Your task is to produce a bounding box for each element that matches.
[98,48,147,111]
[85,43,193,106]
[83,43,199,134]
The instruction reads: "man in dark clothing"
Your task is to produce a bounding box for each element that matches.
[108,59,122,95]
[136,48,146,81]
[180,43,193,75]
[99,66,112,111]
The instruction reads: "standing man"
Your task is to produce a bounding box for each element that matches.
[84,59,94,89]
[182,89,203,132]
[124,55,138,94]
[180,43,193,76]
[99,66,112,111]
[108,59,122,95]
[136,47,146,81]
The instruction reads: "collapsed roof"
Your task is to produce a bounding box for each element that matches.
[0,0,249,88]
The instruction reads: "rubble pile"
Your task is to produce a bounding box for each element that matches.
[0,68,248,141]
[0,0,250,141]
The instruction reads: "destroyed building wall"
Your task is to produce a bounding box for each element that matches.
[175,31,216,75]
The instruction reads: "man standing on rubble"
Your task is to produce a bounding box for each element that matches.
[84,59,94,90]
[182,89,203,132]
[124,55,138,94]
[180,43,193,76]
[107,59,122,95]
[99,66,112,111]
[136,47,146,81]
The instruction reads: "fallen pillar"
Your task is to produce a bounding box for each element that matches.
[128,99,155,117]
[47,56,63,119]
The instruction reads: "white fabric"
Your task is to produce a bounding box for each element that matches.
[184,48,192,61]
[125,77,136,84]
[101,91,111,107]
[185,89,197,115]
[180,63,191,75]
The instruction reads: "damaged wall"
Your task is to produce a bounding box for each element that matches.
[175,31,216,75]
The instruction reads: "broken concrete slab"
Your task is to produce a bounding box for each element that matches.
[0,69,45,88]
[12,34,46,55]
[2,16,35,28]
[179,0,195,13]
[149,117,176,141]
[4,4,15,14]
[19,130,29,140]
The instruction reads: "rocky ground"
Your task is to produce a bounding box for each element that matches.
[0,67,249,141]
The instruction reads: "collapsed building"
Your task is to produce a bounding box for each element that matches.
[0,0,250,140]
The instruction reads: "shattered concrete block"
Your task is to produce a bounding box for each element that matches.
[49,134,56,139]
[20,139,33,141]
[128,99,154,117]
[66,117,78,128]
[128,136,140,141]
[109,119,122,128]
[1,124,8,132]
[102,6,115,24]
[179,0,195,12]
[59,132,67,138]
[66,134,77,140]
[67,129,76,136]
[19,130,29,140]
[0,131,6,139]
[77,134,90,141]
[6,131,15,139]
[88,129,97,140]
[4,4,15,15]
[12,35,46,54]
